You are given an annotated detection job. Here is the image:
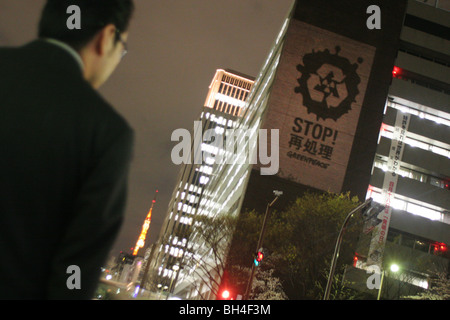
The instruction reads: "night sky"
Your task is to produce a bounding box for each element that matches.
[0,0,294,256]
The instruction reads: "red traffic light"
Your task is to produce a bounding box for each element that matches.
[392,66,403,78]
[257,251,264,261]
[221,290,230,299]
[254,250,264,266]
[433,242,448,253]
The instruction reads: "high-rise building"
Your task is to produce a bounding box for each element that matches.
[147,69,255,299]
[240,0,408,214]
[345,0,450,298]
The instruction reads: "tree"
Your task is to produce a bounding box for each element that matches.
[183,213,238,299]
[374,236,450,300]
[401,261,450,300]
[225,209,263,298]
[313,264,360,300]
[251,253,288,300]
[408,272,450,300]
[227,191,363,299]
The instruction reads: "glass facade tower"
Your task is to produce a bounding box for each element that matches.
[147,69,256,299]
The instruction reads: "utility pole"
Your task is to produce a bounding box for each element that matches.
[243,190,282,300]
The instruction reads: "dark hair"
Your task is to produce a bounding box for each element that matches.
[38,0,134,51]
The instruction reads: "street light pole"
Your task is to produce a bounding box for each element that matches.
[377,269,386,300]
[377,263,399,300]
[243,190,282,300]
[323,198,373,300]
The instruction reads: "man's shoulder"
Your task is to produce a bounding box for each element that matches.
[0,43,18,52]
[0,45,21,62]
[0,41,133,136]
[0,46,15,53]
[0,41,39,60]
[75,85,132,135]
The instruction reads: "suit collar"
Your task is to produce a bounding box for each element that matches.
[42,38,84,72]
[23,40,84,78]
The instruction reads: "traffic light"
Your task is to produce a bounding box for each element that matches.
[433,242,448,254]
[352,255,359,267]
[361,199,385,221]
[392,66,402,78]
[254,250,264,267]
[221,289,230,299]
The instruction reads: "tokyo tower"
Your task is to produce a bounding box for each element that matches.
[132,190,158,256]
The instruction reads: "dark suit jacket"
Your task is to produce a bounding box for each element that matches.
[0,40,134,299]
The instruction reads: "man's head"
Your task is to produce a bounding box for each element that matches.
[38,0,134,89]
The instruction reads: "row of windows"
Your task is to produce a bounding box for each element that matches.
[177,191,200,204]
[186,183,202,194]
[176,202,196,215]
[387,228,449,258]
[218,82,250,102]
[367,186,447,223]
[158,264,180,278]
[169,211,195,226]
[379,122,450,158]
[414,0,450,12]
[392,65,450,95]
[213,99,242,116]
[203,112,236,128]
[221,75,253,90]
[399,41,450,67]
[387,100,450,128]
[170,236,187,247]
[404,13,450,41]
[373,155,450,190]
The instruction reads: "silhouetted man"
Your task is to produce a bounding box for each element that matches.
[0,0,135,299]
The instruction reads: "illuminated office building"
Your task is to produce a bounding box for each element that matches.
[346,0,450,298]
[147,69,255,299]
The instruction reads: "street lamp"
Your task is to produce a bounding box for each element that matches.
[390,264,399,273]
[323,198,382,300]
[243,190,282,300]
[377,263,400,300]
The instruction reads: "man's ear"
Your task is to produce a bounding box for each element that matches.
[94,24,117,56]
